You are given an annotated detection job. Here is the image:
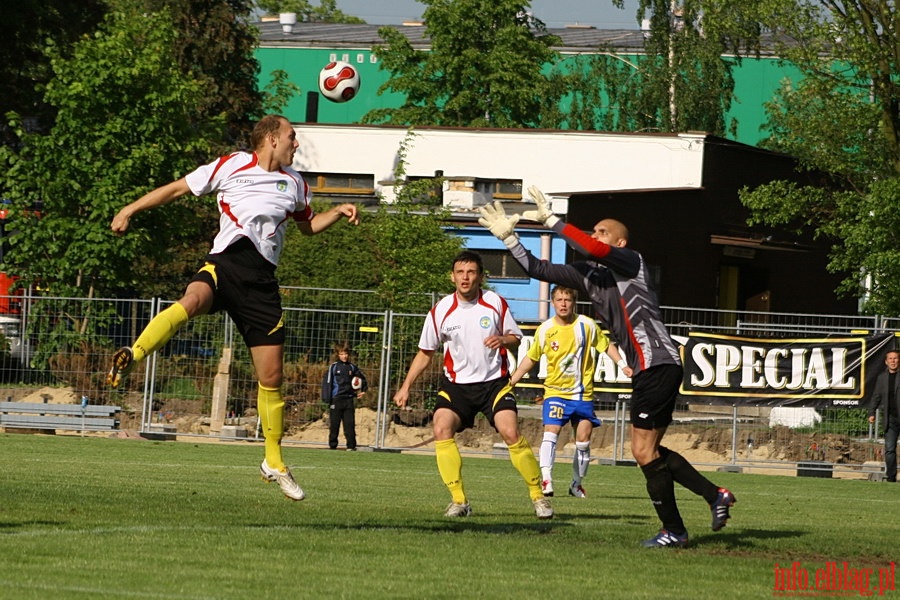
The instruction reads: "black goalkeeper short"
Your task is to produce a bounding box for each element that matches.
[629,363,683,430]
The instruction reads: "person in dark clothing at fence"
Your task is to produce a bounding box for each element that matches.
[322,342,368,451]
[479,187,735,548]
[868,349,900,482]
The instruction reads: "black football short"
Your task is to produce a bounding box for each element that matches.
[629,363,683,430]
[435,376,517,432]
[190,237,285,348]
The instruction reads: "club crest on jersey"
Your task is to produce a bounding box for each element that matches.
[277,181,288,192]
[551,341,559,352]
[479,316,491,329]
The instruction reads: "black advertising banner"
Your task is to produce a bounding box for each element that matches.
[679,332,895,408]
[514,327,894,407]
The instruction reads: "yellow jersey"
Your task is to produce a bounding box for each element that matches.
[527,314,609,401]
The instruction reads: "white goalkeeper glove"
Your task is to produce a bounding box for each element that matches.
[478,201,520,249]
[522,185,560,228]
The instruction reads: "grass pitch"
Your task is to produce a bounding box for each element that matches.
[0,434,895,599]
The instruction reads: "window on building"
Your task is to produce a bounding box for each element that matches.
[480,250,529,279]
[305,172,375,195]
[481,179,522,200]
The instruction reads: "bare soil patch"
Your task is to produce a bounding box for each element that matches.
[3,387,880,480]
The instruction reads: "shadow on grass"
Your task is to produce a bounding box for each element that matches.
[0,520,67,532]
[548,511,653,523]
[690,527,804,550]
[246,507,658,536]
[246,518,572,535]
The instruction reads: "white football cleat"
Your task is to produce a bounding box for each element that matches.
[533,497,554,519]
[568,482,586,498]
[541,479,554,497]
[260,460,305,501]
[444,502,472,517]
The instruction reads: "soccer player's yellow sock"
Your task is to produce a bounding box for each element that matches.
[435,438,467,504]
[508,436,543,501]
[131,302,189,361]
[258,383,285,472]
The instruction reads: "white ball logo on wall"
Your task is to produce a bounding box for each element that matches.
[318,61,360,103]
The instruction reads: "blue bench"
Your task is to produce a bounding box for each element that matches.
[0,401,121,432]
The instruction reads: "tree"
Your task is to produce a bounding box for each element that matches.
[565,0,767,135]
[107,0,266,152]
[363,0,564,128]
[739,0,900,314]
[254,0,364,23]
[3,0,275,153]
[278,201,462,312]
[277,130,463,313]
[0,0,106,146]
[0,9,220,300]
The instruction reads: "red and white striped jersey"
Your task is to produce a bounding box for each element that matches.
[185,151,313,266]
[418,290,522,384]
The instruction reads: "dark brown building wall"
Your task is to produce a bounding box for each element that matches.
[565,138,857,315]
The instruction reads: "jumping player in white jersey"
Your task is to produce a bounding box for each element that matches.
[393,251,552,519]
[479,190,735,547]
[509,285,632,499]
[107,115,360,501]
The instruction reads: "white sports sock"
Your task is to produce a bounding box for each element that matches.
[573,441,591,483]
[539,431,558,481]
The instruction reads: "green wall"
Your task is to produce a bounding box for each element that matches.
[727,56,804,146]
[256,47,402,125]
[256,46,803,147]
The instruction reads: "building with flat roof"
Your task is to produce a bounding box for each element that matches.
[293,123,854,321]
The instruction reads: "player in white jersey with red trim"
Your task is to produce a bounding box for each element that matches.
[189,149,314,265]
[510,285,631,499]
[394,251,552,519]
[107,115,360,501]
[420,285,518,385]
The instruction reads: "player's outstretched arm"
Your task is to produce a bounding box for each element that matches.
[509,355,535,388]
[393,349,434,408]
[553,221,641,278]
[111,178,191,235]
[302,203,359,235]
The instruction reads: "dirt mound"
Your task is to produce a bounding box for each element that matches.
[9,387,878,470]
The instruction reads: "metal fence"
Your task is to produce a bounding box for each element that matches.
[0,289,893,480]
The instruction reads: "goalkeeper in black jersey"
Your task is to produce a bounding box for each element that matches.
[480,188,736,548]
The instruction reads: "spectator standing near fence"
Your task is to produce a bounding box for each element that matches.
[322,341,368,451]
[509,285,632,499]
[868,349,900,482]
[107,114,360,501]
[479,189,735,547]
[393,250,552,519]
